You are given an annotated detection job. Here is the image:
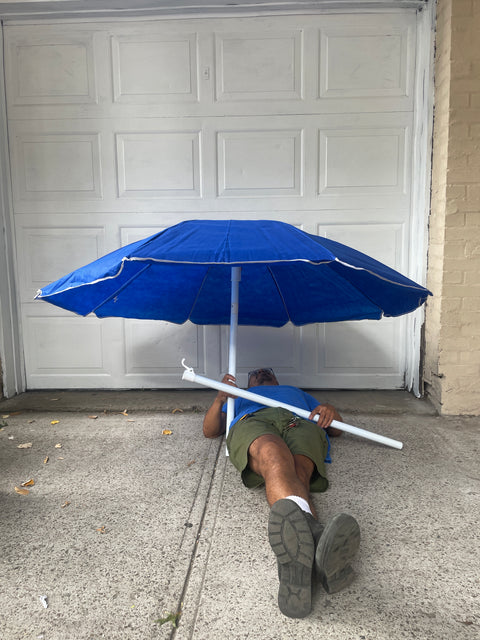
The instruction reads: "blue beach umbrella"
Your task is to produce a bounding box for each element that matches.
[36,219,431,427]
[36,219,430,323]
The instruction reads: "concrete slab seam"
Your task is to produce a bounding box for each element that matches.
[172,444,230,640]
[170,438,227,640]
[177,437,223,551]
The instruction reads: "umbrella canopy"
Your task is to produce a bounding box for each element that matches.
[36,219,431,324]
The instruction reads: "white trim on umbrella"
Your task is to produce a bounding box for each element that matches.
[35,255,428,301]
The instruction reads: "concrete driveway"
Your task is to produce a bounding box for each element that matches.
[0,390,478,639]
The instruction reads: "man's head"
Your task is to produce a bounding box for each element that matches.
[248,367,279,388]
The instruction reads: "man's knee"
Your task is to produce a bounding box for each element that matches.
[248,434,293,477]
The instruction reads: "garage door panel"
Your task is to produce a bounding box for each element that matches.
[319,22,413,99]
[215,30,303,102]
[217,129,303,197]
[319,127,408,196]
[116,131,202,197]
[111,33,199,104]
[321,318,402,373]
[125,320,206,376]
[25,315,109,374]
[6,32,97,107]
[17,226,106,301]
[11,132,102,201]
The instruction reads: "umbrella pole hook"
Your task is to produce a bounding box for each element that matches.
[181,359,194,376]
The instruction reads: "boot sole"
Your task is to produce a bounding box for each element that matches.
[315,513,360,594]
[268,499,314,618]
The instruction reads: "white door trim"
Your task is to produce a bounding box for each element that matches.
[0,22,24,397]
[0,1,430,23]
[405,0,435,395]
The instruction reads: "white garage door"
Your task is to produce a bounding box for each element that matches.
[5,10,427,390]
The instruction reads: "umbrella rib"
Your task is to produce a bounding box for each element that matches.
[186,265,212,320]
[267,265,292,323]
[91,263,152,314]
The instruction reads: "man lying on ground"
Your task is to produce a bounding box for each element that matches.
[203,367,360,618]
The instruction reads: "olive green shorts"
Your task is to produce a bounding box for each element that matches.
[226,406,329,493]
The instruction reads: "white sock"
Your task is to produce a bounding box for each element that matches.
[285,495,313,516]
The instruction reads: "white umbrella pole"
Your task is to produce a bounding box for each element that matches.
[181,361,403,450]
[226,267,242,437]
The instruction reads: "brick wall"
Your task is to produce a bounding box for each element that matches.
[425,0,480,415]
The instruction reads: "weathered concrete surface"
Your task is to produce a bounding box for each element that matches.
[177,413,479,640]
[0,391,478,640]
[0,410,222,640]
[0,388,437,416]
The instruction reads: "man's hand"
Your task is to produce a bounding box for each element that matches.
[203,373,238,439]
[216,373,238,403]
[308,403,343,436]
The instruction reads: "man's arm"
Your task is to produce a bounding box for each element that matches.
[202,374,237,438]
[308,403,343,437]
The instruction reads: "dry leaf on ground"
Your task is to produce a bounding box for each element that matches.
[21,478,35,487]
[14,486,29,495]
[55,443,62,449]
[162,429,173,435]
[172,408,183,414]
[96,525,106,534]
[43,456,49,464]
[88,415,98,419]
[61,501,71,508]
[51,420,59,425]
[17,442,33,449]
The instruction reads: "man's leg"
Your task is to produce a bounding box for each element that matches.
[247,433,360,618]
[293,454,317,518]
[248,435,318,517]
[247,434,316,618]
[247,434,313,505]
[248,436,322,539]
[291,451,361,597]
